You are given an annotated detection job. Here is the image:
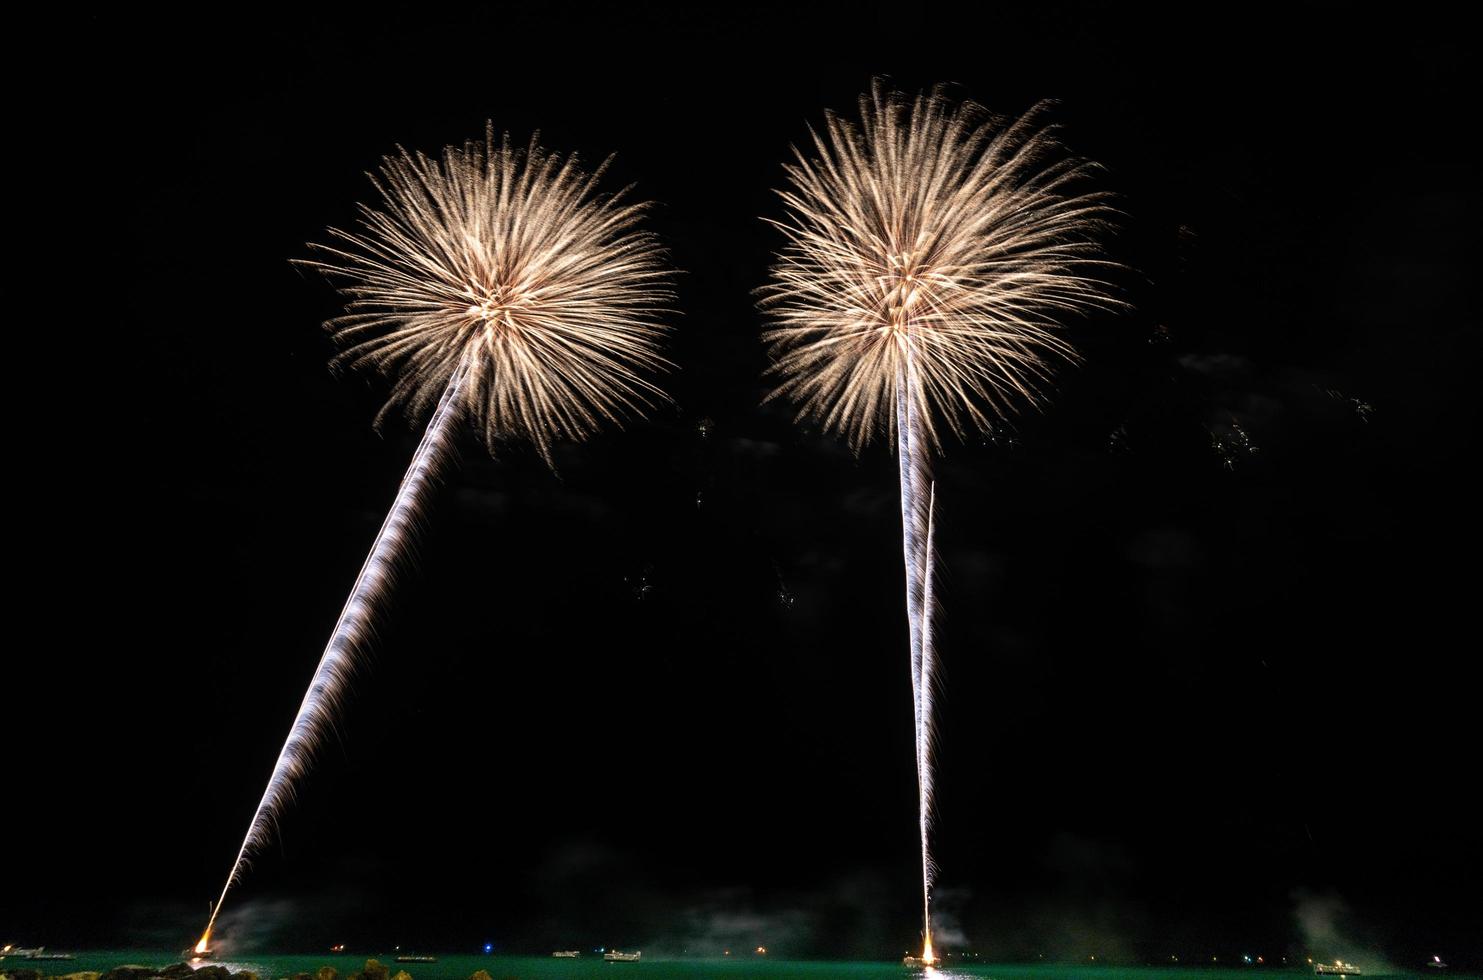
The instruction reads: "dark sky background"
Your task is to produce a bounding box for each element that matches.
[7,2,1479,969]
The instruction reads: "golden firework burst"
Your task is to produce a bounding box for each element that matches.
[761,83,1119,452]
[305,124,674,461]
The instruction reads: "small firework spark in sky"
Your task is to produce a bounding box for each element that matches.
[762,82,1119,964]
[1320,386,1375,423]
[199,125,673,950]
[1210,417,1259,470]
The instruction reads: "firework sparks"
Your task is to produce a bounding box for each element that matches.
[200,126,672,945]
[761,84,1119,453]
[761,83,1118,961]
[199,369,463,947]
[309,125,673,462]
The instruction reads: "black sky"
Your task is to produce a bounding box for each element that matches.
[7,2,1480,967]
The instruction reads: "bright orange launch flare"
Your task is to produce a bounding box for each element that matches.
[194,933,211,956]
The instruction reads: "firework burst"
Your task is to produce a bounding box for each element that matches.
[762,84,1117,451]
[311,125,674,462]
[198,126,672,948]
[761,83,1118,962]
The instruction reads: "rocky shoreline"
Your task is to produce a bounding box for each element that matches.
[1,959,493,980]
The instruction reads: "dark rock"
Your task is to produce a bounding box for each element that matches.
[468,970,494,980]
[191,966,230,980]
[315,968,337,980]
[229,971,259,980]
[345,961,391,980]
[100,968,157,980]
[3,968,43,980]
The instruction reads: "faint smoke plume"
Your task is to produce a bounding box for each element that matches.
[638,889,815,957]
[1293,890,1398,975]
[208,898,304,953]
[929,887,971,950]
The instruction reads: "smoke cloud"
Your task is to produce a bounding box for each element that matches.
[1293,890,1399,976]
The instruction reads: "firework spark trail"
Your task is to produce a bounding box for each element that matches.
[199,363,466,948]
[199,126,671,949]
[896,358,938,959]
[761,82,1119,962]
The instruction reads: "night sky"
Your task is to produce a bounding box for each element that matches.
[8,3,1479,968]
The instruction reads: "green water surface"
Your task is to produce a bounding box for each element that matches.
[4,955,1468,980]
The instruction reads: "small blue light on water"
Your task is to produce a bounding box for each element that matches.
[484,944,494,955]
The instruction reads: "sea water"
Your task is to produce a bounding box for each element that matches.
[4,956,1466,980]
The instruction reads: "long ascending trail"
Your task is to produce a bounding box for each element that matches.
[760,84,1119,965]
[896,354,938,962]
[199,364,466,948]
